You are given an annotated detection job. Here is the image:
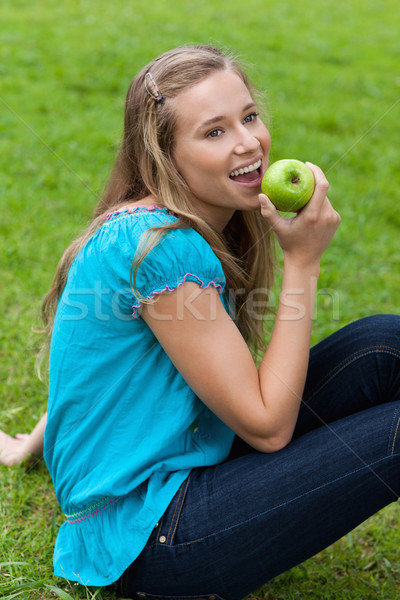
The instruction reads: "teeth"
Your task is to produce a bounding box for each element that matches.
[230,159,261,178]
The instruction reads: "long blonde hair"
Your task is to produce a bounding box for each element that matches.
[40,45,275,373]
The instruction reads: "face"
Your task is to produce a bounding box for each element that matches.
[172,70,271,231]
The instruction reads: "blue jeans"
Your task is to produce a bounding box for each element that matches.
[115,315,400,600]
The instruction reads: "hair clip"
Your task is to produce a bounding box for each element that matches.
[145,72,163,102]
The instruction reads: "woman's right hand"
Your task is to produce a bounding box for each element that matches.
[0,430,31,466]
[259,162,341,270]
[0,412,46,466]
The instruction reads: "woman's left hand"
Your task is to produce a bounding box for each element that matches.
[259,162,341,271]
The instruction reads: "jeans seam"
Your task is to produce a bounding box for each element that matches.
[166,472,193,545]
[390,413,400,456]
[305,346,400,400]
[163,455,396,549]
[166,484,184,544]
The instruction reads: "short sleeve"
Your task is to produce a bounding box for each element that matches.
[131,225,226,319]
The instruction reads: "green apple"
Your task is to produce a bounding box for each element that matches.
[261,159,315,212]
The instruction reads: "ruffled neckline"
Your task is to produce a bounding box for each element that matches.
[104,205,175,222]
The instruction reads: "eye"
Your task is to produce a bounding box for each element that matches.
[243,112,258,124]
[207,128,223,138]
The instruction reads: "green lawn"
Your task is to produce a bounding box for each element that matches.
[1,0,399,598]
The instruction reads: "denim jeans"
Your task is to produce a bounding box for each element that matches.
[114,315,400,600]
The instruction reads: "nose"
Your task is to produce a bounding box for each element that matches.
[234,125,261,155]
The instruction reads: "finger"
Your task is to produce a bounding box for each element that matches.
[323,197,342,226]
[258,193,282,230]
[305,162,330,212]
[15,433,30,440]
[305,162,329,187]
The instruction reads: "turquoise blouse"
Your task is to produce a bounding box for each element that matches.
[44,207,235,586]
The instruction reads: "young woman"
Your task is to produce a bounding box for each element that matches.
[1,45,400,600]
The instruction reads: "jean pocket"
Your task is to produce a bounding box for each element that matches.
[135,593,226,600]
[154,473,193,547]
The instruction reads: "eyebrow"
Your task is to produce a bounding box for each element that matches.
[198,102,257,129]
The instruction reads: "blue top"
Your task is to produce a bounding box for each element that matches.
[44,206,235,586]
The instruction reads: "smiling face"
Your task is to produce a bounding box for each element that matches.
[172,70,271,231]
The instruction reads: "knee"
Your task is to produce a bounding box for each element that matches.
[351,314,400,350]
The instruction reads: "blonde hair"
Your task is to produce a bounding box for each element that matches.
[39,45,275,374]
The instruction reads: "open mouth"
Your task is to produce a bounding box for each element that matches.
[229,159,262,184]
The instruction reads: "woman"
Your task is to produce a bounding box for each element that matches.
[1,45,400,599]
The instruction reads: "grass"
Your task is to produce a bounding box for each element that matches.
[1,0,400,598]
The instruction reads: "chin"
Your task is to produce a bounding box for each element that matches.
[238,195,262,212]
